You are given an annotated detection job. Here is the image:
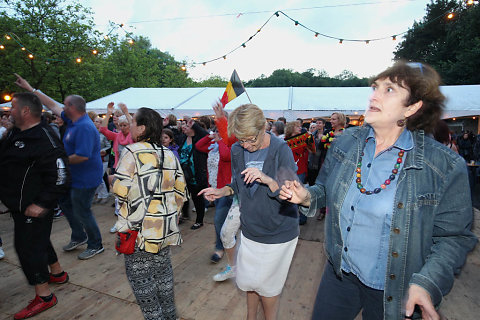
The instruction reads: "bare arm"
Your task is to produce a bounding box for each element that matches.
[14,73,63,117]
[102,102,115,127]
[69,154,88,164]
[118,103,132,125]
[198,186,233,202]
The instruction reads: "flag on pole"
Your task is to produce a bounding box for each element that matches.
[220,69,245,107]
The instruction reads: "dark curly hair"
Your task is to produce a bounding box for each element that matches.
[371,61,445,134]
[134,107,163,145]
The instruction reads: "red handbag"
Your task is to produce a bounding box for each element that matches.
[115,230,138,255]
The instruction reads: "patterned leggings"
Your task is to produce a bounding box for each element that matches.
[124,247,176,320]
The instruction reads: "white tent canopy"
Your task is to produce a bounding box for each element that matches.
[3,85,480,121]
[85,85,480,120]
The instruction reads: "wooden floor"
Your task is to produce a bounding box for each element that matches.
[0,200,478,320]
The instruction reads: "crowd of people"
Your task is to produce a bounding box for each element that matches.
[0,61,478,320]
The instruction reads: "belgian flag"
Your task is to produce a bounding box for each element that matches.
[220,69,245,107]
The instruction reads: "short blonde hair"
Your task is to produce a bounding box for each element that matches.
[87,111,97,121]
[118,115,129,124]
[228,104,266,139]
[331,112,346,127]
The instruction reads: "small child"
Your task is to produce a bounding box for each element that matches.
[162,128,179,159]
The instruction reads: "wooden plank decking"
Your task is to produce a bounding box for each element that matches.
[0,200,478,320]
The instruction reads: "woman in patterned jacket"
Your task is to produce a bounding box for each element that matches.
[112,107,187,320]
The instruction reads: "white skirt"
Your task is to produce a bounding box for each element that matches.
[236,232,298,297]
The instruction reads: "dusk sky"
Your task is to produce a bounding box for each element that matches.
[81,0,432,81]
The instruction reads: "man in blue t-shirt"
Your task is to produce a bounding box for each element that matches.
[15,74,104,260]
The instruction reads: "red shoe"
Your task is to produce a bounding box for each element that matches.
[14,294,57,319]
[49,271,69,284]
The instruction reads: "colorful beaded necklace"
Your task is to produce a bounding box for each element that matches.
[355,144,405,195]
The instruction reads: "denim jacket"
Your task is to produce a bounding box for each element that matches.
[302,125,477,319]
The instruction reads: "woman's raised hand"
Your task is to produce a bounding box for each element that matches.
[107,102,115,114]
[118,102,129,115]
[279,180,310,205]
[212,100,226,119]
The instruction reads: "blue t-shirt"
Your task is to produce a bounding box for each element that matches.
[62,112,103,188]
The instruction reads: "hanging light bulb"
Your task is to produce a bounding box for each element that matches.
[275,11,279,17]
[76,58,82,63]
[242,43,246,48]
[467,0,474,5]
[28,54,34,59]
[223,55,226,60]
[127,38,134,44]
[3,94,12,101]
[315,33,319,37]
[392,35,397,41]
[294,21,299,26]
[92,49,98,55]
[365,40,370,44]
[181,65,186,71]
[447,13,454,19]
[21,47,26,51]
[5,35,11,40]
[339,39,343,44]
[202,62,206,66]
[0,45,4,49]
[104,35,109,40]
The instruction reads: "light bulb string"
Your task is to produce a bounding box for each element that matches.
[0,3,468,66]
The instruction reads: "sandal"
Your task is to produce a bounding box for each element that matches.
[190,223,203,230]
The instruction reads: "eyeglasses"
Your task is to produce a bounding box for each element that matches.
[238,132,260,145]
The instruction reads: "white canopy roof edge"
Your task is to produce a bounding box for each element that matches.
[3,85,479,121]
[85,85,480,120]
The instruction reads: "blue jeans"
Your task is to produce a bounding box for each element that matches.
[60,187,103,249]
[297,173,307,224]
[312,262,383,320]
[214,196,233,251]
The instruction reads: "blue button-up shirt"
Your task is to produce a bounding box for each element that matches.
[340,128,413,290]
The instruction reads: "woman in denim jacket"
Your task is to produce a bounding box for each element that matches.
[280,61,477,320]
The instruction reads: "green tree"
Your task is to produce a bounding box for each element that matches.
[245,68,368,87]
[394,0,480,84]
[194,75,228,87]
[0,0,102,101]
[0,0,197,103]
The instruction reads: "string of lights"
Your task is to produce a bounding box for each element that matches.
[189,5,466,67]
[0,1,476,67]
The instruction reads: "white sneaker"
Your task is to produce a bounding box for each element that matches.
[0,246,5,259]
[109,225,117,233]
[213,265,236,282]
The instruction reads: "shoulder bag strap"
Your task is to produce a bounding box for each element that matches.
[144,143,165,211]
